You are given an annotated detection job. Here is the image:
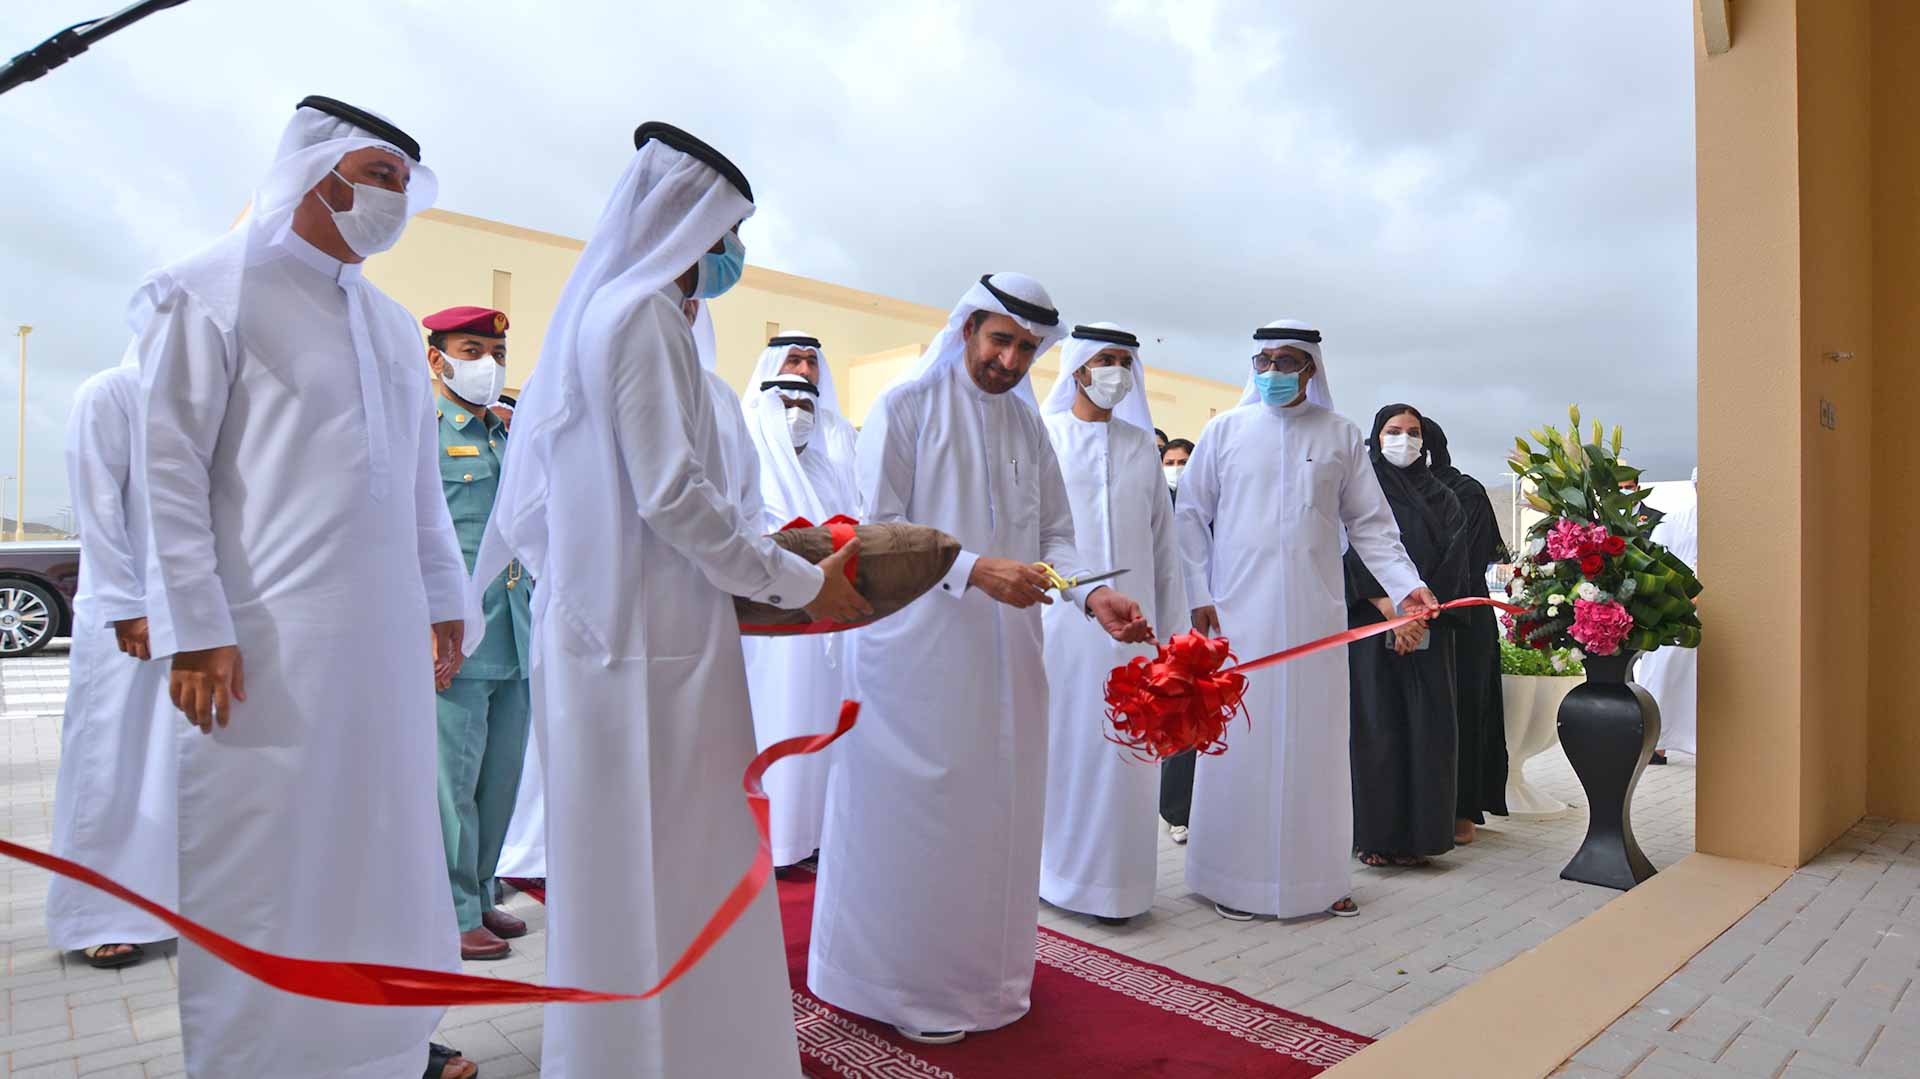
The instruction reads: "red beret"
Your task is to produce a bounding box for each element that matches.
[423,306,509,337]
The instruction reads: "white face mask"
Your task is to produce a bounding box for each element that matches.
[785,405,816,448]
[1163,463,1185,489]
[1082,365,1134,411]
[440,351,505,407]
[316,168,410,257]
[1380,432,1423,469]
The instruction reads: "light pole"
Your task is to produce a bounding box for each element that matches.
[0,475,11,537]
[13,326,28,541]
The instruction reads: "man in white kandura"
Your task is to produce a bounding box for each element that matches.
[1038,323,1188,925]
[810,274,1155,1045]
[468,122,867,1079]
[744,330,860,495]
[741,355,862,872]
[46,360,176,973]
[491,299,757,890]
[133,97,477,1079]
[1176,320,1438,923]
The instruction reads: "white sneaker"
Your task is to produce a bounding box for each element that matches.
[1169,825,1189,845]
[1214,901,1255,921]
[895,1026,966,1045]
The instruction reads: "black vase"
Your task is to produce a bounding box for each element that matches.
[1556,650,1660,890]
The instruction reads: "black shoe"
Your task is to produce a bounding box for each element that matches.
[1097,915,1131,927]
[1649,751,1669,766]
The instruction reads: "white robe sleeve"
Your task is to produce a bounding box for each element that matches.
[1338,427,1425,608]
[411,394,468,624]
[1174,421,1221,611]
[609,303,824,609]
[1034,427,1094,611]
[66,376,144,625]
[1147,454,1190,639]
[138,292,238,654]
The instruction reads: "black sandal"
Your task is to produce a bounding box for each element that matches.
[426,1043,476,1079]
[81,943,144,970]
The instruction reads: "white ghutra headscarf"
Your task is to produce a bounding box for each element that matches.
[467,124,754,656]
[884,272,1069,409]
[1237,318,1334,409]
[1039,321,1156,433]
[744,331,859,477]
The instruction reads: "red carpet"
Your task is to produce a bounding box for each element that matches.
[504,876,1370,1077]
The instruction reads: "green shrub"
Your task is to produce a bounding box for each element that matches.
[1500,638,1584,677]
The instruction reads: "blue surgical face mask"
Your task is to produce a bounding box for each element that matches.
[1254,370,1302,406]
[692,231,746,299]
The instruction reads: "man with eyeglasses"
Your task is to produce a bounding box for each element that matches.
[1174,319,1438,923]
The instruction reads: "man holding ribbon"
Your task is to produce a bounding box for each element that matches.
[809,275,1153,1045]
[1176,319,1438,923]
[740,359,862,873]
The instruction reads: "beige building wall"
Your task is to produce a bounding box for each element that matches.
[1695,0,1920,866]
[366,209,1241,432]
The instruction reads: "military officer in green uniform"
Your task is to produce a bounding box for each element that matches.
[422,306,532,961]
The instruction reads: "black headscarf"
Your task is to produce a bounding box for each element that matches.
[1421,416,1508,567]
[1365,404,1458,555]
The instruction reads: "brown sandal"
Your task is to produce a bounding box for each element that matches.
[82,943,145,970]
[426,1042,477,1079]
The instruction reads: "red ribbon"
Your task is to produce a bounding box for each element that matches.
[0,701,859,1006]
[739,515,862,636]
[1105,598,1526,761]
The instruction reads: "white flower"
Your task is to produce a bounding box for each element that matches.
[1547,605,1560,617]
[1539,561,1557,576]
[1568,648,1585,662]
[1576,582,1600,602]
[1551,655,1568,672]
[1549,593,1567,606]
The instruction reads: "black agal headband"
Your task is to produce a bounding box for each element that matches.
[979,275,1059,327]
[634,121,753,202]
[1070,325,1140,349]
[296,96,421,162]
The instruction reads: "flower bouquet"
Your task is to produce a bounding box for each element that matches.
[1503,406,1702,657]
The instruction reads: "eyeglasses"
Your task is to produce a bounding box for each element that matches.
[1251,353,1312,375]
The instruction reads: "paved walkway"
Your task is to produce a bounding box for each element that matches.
[1,647,1698,1077]
[1555,818,1920,1078]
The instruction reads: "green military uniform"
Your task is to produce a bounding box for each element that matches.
[434,401,533,932]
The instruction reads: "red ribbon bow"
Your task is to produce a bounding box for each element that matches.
[1105,598,1525,760]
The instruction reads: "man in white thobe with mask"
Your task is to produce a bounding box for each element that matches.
[133,97,476,1079]
[1038,323,1188,925]
[745,331,860,495]
[47,360,176,972]
[1176,320,1437,923]
[809,274,1154,1045]
[741,364,861,871]
[468,122,867,1079]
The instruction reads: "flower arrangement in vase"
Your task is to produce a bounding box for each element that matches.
[1502,406,1702,659]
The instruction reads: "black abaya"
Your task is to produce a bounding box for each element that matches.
[1423,419,1510,823]
[1346,405,1474,859]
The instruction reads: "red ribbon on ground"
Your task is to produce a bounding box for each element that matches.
[0,700,859,1006]
[739,515,861,636]
[1105,597,1526,761]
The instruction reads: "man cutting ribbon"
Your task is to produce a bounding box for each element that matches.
[809,274,1152,1046]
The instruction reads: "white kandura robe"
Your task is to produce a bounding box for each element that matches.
[742,437,858,866]
[1641,499,1699,756]
[810,360,1093,1034]
[1175,402,1423,917]
[1039,412,1188,919]
[533,285,817,1079]
[137,228,465,1079]
[494,367,764,882]
[47,364,177,951]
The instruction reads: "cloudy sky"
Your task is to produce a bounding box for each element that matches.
[0,0,1696,527]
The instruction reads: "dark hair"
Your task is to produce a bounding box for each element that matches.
[966,310,992,333]
[426,330,448,352]
[1163,438,1195,460]
[1154,427,1168,443]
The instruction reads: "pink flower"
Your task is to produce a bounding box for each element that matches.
[1545,518,1589,561]
[1568,598,1633,656]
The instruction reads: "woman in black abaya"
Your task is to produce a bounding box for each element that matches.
[1422,417,1511,844]
[1347,404,1473,866]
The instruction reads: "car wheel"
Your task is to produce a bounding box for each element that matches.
[0,579,59,657]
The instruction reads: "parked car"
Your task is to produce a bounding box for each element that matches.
[0,540,79,657]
